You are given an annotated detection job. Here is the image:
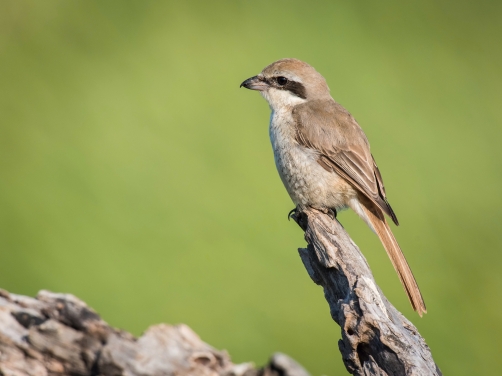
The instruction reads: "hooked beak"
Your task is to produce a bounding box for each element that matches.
[240,75,269,91]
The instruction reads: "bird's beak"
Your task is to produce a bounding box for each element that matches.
[240,75,269,91]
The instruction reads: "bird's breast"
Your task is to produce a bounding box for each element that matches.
[268,109,356,210]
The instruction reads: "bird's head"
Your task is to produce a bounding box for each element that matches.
[240,58,331,110]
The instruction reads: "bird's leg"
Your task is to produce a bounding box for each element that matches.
[328,208,337,220]
[290,205,337,221]
[313,206,337,220]
[322,208,336,220]
[289,205,338,230]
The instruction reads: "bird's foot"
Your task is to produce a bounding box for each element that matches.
[289,206,337,221]
[317,207,337,220]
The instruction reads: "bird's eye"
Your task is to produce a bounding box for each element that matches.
[276,76,288,86]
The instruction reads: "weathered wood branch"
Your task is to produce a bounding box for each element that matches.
[0,289,310,376]
[292,208,441,376]
[0,209,441,376]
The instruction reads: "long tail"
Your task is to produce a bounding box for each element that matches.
[360,202,427,316]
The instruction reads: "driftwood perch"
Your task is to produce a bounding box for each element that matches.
[293,208,441,375]
[0,209,441,376]
[0,289,310,376]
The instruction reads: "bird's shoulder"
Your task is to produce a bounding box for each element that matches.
[291,99,369,153]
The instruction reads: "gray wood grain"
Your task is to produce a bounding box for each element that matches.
[0,289,310,376]
[292,208,441,376]
[0,209,440,375]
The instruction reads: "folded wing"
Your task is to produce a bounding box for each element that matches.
[292,99,399,225]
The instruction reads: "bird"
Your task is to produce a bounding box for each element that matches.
[240,58,426,316]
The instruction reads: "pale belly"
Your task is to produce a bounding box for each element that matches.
[269,114,357,211]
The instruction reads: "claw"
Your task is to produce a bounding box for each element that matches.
[288,208,297,221]
[328,208,337,220]
[316,207,337,220]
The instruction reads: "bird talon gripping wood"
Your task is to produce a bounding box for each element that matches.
[287,208,296,221]
[241,59,426,316]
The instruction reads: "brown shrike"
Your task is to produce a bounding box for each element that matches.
[240,58,426,316]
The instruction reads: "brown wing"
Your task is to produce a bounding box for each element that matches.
[292,99,399,225]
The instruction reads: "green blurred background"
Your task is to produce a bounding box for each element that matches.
[1,1,501,374]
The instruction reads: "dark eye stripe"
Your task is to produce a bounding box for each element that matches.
[282,80,307,99]
[262,77,307,99]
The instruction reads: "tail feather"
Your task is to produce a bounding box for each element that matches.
[360,202,427,316]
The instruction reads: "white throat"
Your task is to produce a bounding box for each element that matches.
[261,88,306,111]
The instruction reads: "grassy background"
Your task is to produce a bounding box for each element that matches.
[1,1,501,374]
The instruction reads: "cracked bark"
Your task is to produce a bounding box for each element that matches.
[292,208,441,376]
[0,208,440,375]
[0,289,310,376]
